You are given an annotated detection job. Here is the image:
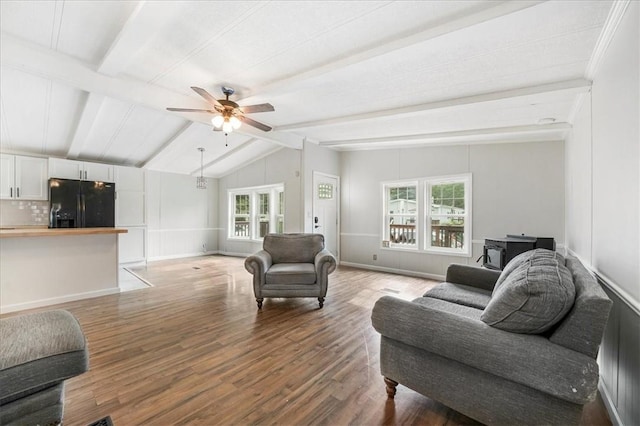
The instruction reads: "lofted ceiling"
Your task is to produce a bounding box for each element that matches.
[0,0,615,177]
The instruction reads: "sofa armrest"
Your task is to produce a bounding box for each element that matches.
[371,296,599,404]
[445,264,501,291]
[314,249,337,277]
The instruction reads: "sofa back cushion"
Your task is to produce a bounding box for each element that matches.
[263,233,325,264]
[481,249,575,334]
[549,256,613,357]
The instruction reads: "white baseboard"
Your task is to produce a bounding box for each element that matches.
[599,380,623,426]
[339,261,445,281]
[0,287,120,314]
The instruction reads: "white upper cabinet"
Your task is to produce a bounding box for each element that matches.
[48,158,114,182]
[114,166,146,227]
[114,165,145,192]
[0,154,48,200]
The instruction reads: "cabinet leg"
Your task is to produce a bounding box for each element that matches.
[384,377,398,399]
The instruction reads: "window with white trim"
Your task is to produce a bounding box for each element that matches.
[381,174,471,256]
[425,175,471,255]
[383,182,418,248]
[228,184,284,240]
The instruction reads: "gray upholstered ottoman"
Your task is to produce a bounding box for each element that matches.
[0,310,89,426]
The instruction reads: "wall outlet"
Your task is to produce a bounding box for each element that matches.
[373,254,377,261]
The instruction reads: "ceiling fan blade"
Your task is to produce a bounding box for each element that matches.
[166,107,215,113]
[239,103,275,114]
[191,86,222,107]
[240,116,272,132]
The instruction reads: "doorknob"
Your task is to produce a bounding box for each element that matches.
[314,216,320,229]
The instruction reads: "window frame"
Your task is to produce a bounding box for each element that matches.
[424,174,472,256]
[228,183,285,241]
[382,180,420,250]
[381,174,472,257]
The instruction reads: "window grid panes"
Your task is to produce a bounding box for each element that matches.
[427,177,470,252]
[385,184,418,247]
[229,185,284,240]
[317,183,334,199]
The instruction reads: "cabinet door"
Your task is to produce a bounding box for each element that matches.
[49,158,84,180]
[0,154,15,199]
[15,156,48,200]
[114,166,145,191]
[116,191,145,226]
[118,227,146,263]
[85,162,114,182]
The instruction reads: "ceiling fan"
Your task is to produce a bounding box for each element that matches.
[167,86,274,133]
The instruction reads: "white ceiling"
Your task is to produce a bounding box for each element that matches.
[0,0,614,177]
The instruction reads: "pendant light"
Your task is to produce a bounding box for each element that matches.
[196,147,206,190]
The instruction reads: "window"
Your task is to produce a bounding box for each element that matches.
[228,184,284,240]
[426,175,471,254]
[383,182,418,248]
[381,174,471,256]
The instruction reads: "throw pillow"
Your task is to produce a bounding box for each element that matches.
[481,250,575,334]
[493,249,565,294]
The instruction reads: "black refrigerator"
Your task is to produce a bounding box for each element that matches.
[49,178,115,228]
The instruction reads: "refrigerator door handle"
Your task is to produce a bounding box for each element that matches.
[76,194,82,228]
[81,194,86,227]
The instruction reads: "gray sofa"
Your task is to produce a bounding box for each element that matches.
[372,249,612,425]
[245,233,337,308]
[0,310,89,426]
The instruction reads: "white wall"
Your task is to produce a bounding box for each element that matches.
[146,170,218,260]
[565,4,639,425]
[302,140,341,232]
[217,147,302,255]
[340,141,565,278]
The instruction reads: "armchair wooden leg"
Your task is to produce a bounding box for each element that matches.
[318,297,324,308]
[256,298,263,309]
[384,377,398,399]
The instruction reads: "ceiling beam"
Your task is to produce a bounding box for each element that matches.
[99,1,183,76]
[240,0,544,103]
[277,79,592,131]
[190,138,259,175]
[0,33,303,150]
[139,122,194,169]
[319,122,572,148]
[66,92,105,158]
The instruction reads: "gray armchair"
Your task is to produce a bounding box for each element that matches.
[245,233,337,308]
[0,309,89,426]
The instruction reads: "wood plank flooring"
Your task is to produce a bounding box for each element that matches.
[4,255,611,425]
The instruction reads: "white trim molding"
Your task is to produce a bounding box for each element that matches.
[585,0,632,79]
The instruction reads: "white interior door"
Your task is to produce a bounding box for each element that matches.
[312,172,339,258]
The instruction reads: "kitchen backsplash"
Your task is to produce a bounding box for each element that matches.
[0,200,49,227]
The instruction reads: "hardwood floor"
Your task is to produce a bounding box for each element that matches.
[5,255,611,425]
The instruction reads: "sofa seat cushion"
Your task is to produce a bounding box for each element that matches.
[481,249,575,334]
[266,263,317,285]
[412,296,484,320]
[0,310,88,403]
[423,282,492,310]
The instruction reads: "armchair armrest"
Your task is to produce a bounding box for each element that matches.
[245,250,272,294]
[445,264,501,291]
[371,296,599,405]
[314,249,337,276]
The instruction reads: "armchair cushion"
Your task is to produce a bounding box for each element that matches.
[481,249,575,334]
[266,263,316,285]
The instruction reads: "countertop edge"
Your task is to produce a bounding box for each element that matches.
[0,227,129,238]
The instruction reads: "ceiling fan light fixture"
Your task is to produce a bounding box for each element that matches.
[230,116,241,129]
[222,120,233,134]
[211,115,224,128]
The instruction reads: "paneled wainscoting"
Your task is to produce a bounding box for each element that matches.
[2,256,611,425]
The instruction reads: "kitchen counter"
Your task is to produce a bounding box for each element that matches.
[1,227,128,313]
[0,227,128,238]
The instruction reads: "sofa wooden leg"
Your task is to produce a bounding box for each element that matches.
[318,297,324,308]
[384,377,398,399]
[256,298,263,309]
